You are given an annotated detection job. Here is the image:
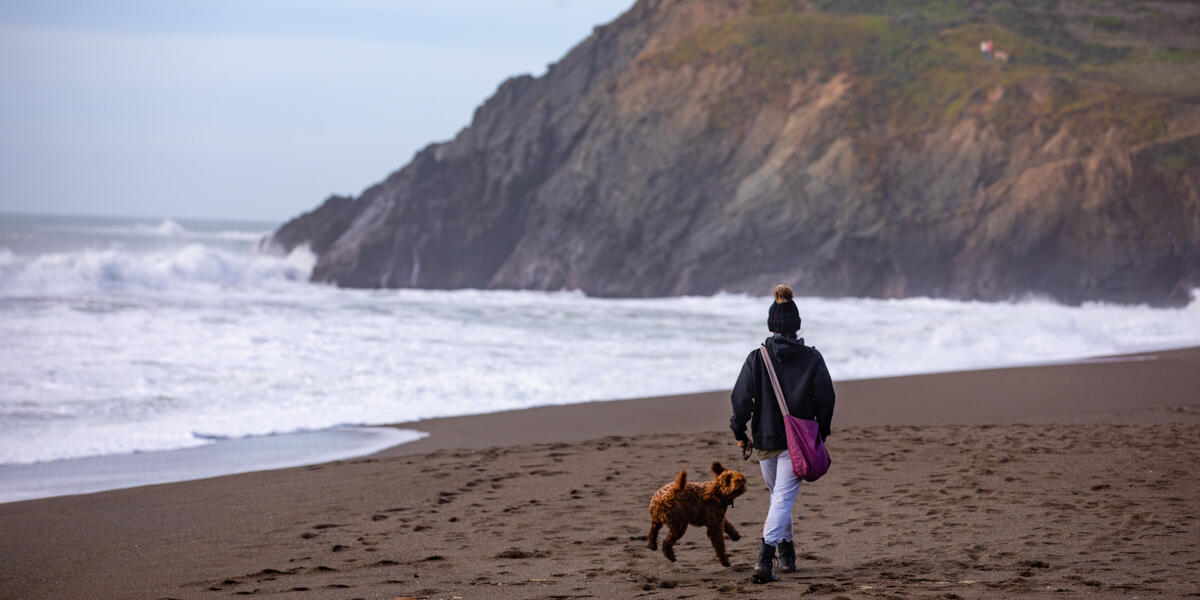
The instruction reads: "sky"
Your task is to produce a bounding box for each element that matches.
[0,0,632,222]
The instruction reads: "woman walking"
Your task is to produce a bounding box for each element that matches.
[730,284,835,583]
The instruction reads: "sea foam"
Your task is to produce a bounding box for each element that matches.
[2,280,1198,465]
[1,215,1199,466]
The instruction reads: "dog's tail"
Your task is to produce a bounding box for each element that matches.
[673,469,687,490]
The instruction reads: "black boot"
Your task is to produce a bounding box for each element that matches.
[751,539,779,583]
[777,539,796,573]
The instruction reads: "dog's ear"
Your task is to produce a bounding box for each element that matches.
[711,461,725,475]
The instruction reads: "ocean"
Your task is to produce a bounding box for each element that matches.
[2,212,1198,501]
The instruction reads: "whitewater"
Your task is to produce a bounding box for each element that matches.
[2,213,1200,469]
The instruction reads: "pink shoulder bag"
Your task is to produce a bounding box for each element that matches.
[759,345,831,482]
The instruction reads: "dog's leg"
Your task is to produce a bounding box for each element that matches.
[706,519,731,567]
[662,523,685,562]
[723,518,741,541]
[647,519,662,550]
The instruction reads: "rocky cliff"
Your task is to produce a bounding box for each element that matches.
[269,0,1200,305]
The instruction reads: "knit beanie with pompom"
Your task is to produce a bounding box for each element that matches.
[767,284,801,335]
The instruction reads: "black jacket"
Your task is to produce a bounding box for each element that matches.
[730,334,835,450]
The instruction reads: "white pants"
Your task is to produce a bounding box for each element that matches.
[759,451,802,545]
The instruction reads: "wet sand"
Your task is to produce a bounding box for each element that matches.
[1,347,1198,599]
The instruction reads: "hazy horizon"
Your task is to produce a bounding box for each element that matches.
[0,0,631,222]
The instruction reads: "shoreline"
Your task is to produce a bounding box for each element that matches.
[1,347,1198,599]
[379,345,1200,456]
[4,345,1198,504]
[0,427,425,504]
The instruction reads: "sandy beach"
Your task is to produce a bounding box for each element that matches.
[2,347,1199,599]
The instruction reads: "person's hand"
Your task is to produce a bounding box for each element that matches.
[738,439,752,460]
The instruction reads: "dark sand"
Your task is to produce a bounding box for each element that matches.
[2,347,1199,599]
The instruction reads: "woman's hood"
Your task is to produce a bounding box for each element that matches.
[765,334,807,362]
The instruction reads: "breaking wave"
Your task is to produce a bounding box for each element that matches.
[135,219,185,236]
[0,243,315,296]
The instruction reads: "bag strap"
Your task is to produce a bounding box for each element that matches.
[759,345,792,418]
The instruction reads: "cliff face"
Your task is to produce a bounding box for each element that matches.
[270,0,1200,305]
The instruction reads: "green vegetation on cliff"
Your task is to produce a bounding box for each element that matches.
[650,0,1195,144]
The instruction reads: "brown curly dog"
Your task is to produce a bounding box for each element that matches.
[647,461,747,566]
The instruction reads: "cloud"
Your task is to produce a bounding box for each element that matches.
[0,24,546,92]
[1,23,548,152]
[0,0,632,219]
